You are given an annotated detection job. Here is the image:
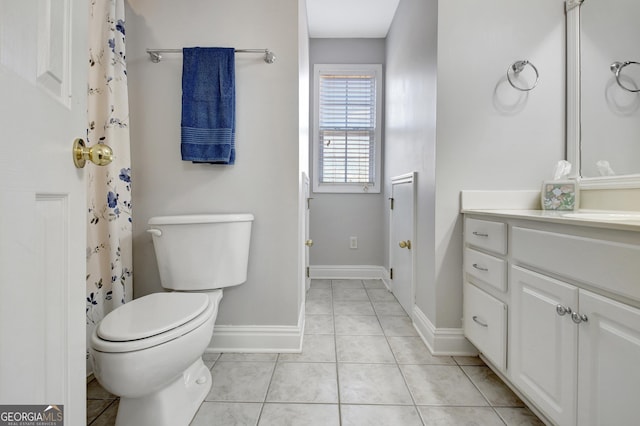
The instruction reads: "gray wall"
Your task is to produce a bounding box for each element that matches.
[309,38,386,266]
[386,0,566,328]
[385,0,439,320]
[126,0,308,329]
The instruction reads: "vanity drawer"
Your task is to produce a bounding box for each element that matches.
[512,227,640,303]
[464,247,507,292]
[464,282,507,370]
[465,218,507,255]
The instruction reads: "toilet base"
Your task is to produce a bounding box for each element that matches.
[115,358,212,426]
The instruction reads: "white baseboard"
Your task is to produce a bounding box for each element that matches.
[412,305,478,356]
[207,306,304,353]
[309,265,388,280]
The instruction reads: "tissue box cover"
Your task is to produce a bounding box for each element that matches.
[541,180,578,210]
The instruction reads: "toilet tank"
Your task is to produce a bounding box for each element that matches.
[147,214,254,291]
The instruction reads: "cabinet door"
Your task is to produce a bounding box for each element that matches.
[577,290,640,426]
[510,266,578,426]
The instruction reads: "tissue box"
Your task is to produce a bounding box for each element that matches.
[541,180,578,210]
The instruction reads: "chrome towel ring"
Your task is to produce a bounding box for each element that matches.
[506,60,539,92]
[610,61,640,93]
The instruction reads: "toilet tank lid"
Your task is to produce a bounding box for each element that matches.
[148,213,254,225]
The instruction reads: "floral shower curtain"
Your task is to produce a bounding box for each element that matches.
[86,0,133,369]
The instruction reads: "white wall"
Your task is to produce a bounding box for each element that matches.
[385,0,438,319]
[386,0,566,329]
[434,0,565,328]
[309,38,386,267]
[126,0,305,334]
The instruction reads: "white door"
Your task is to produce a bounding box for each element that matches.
[509,266,578,426]
[303,174,312,292]
[0,1,87,424]
[577,290,640,426]
[389,173,415,317]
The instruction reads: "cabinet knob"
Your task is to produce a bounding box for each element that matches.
[571,311,588,324]
[556,304,572,316]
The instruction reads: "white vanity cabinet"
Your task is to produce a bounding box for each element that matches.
[509,265,578,426]
[463,217,508,370]
[577,290,640,426]
[463,213,640,426]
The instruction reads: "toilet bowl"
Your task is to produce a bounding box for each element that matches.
[89,214,253,426]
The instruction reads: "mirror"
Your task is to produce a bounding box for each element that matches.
[567,0,640,188]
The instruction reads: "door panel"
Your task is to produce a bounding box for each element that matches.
[303,173,311,292]
[510,266,578,426]
[390,173,415,317]
[0,0,87,423]
[578,290,640,426]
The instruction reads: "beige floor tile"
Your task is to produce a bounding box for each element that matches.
[87,399,115,425]
[401,364,488,406]
[462,366,524,407]
[366,288,397,302]
[87,379,115,400]
[334,315,384,335]
[333,300,375,316]
[304,314,334,335]
[332,279,364,289]
[341,404,423,426]
[495,407,546,425]
[387,336,456,365]
[338,363,413,405]
[310,279,332,289]
[279,334,336,363]
[362,279,386,289]
[332,288,369,301]
[418,406,505,426]
[379,315,418,336]
[307,288,333,301]
[454,355,485,366]
[191,402,262,426]
[372,300,408,316]
[336,335,395,363]
[258,403,339,426]
[305,297,333,315]
[89,400,118,426]
[206,361,275,402]
[266,362,338,403]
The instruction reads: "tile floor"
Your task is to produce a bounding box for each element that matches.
[87,279,544,425]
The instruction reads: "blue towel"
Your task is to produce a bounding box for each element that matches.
[181,47,236,164]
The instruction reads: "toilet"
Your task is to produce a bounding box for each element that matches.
[90,213,254,426]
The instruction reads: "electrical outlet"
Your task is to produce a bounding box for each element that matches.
[350,236,358,249]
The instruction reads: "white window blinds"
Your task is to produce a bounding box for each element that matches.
[318,71,377,185]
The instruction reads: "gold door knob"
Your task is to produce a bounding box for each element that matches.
[305,239,314,247]
[399,240,412,249]
[73,138,113,168]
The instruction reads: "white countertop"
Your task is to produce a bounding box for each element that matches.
[461,209,640,232]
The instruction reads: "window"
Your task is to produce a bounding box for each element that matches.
[313,64,382,193]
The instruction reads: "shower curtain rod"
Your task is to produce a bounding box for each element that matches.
[146,48,276,64]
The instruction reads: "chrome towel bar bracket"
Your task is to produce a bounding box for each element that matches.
[507,60,539,92]
[610,61,640,93]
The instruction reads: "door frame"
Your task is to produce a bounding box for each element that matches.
[389,172,417,318]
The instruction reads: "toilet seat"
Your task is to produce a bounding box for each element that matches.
[91,291,222,353]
